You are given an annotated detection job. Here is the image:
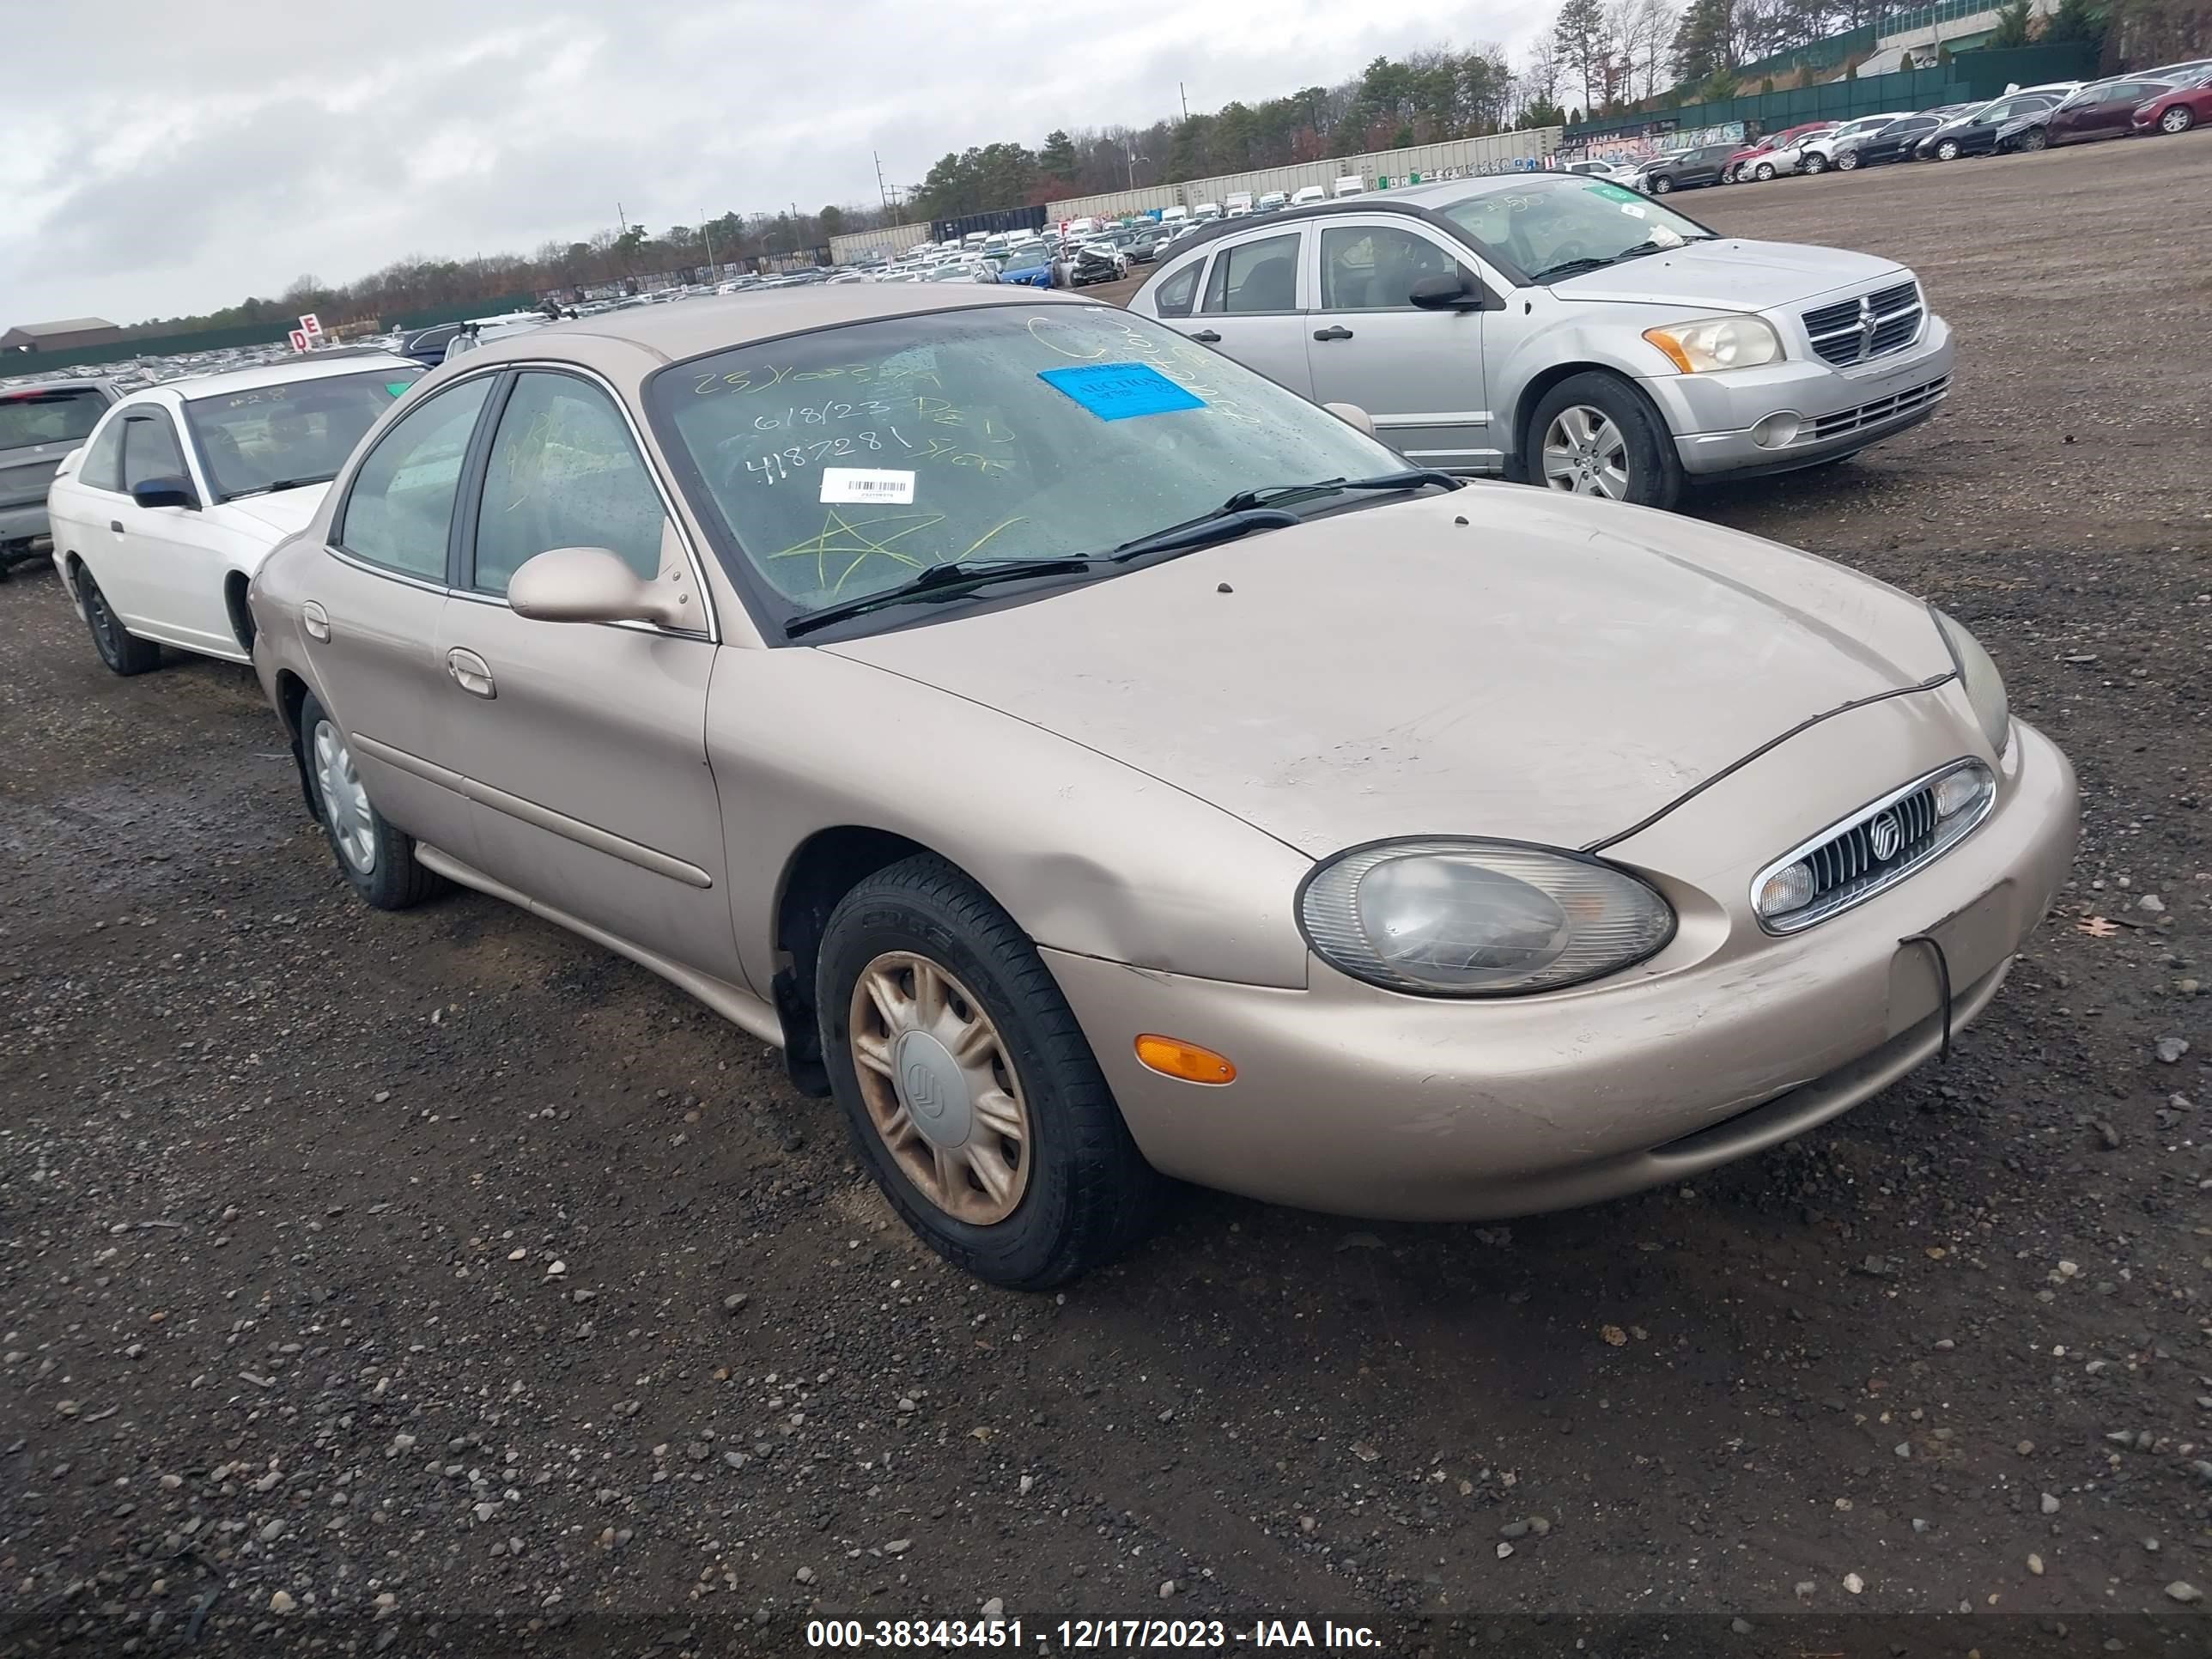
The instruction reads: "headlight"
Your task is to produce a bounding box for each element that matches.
[1298,838,1675,997]
[1931,607,2010,757]
[1642,314,1784,373]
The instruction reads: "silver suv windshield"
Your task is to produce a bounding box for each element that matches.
[649,303,1400,625]
[1437,178,1713,283]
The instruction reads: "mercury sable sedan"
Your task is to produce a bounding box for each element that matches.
[246,288,2075,1289]
[1127,176,1953,510]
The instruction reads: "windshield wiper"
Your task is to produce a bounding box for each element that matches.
[1218,467,1461,515]
[1530,239,1700,285]
[784,556,1099,638]
[1106,507,1302,564]
[224,475,333,500]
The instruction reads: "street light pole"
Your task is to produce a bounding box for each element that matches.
[1127,149,1146,188]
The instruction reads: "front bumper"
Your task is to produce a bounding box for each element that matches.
[1045,714,2075,1221]
[1647,315,1954,479]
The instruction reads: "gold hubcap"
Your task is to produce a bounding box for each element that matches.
[849,952,1030,1224]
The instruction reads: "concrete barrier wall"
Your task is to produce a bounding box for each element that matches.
[1043,127,1563,223]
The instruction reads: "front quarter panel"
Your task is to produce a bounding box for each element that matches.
[709,644,1316,991]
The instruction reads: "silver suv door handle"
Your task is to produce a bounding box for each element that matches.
[446,647,495,699]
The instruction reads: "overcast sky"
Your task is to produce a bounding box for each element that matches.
[1,0,1540,327]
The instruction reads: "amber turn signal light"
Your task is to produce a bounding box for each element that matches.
[1134,1034,1237,1085]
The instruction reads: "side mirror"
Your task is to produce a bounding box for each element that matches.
[1409,272,1486,311]
[507,545,693,629]
[1323,402,1376,437]
[130,476,199,511]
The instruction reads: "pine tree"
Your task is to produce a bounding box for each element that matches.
[1553,0,1610,112]
[1039,131,1078,180]
[1988,0,2034,47]
[1671,0,1736,86]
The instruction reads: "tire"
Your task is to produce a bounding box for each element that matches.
[1650,173,1674,193]
[2019,127,2048,152]
[2161,106,2195,134]
[1802,151,1828,174]
[297,690,443,910]
[816,853,1164,1290]
[78,568,162,676]
[1754,162,1776,181]
[1526,371,1683,512]
[1836,149,1860,171]
[1935,139,1960,161]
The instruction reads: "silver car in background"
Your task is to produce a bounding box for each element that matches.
[1127,175,1952,510]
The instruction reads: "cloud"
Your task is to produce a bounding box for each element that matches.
[1,0,1540,325]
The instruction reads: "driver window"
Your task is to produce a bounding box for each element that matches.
[120,413,187,492]
[1319,226,1468,311]
[472,371,670,597]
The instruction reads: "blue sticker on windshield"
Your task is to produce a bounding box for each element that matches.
[1036,362,1203,421]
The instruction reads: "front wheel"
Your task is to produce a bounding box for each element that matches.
[1802,151,1828,174]
[2019,127,2049,152]
[1527,372,1683,511]
[298,690,444,910]
[1836,149,1860,171]
[78,568,162,676]
[2161,106,2195,134]
[1936,139,1960,161]
[1754,162,1776,181]
[1650,173,1674,194]
[817,854,1164,1290]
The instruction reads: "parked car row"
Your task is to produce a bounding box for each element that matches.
[21,275,2076,1293]
[1621,58,2212,195]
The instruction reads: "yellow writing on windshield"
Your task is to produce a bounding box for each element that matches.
[766,509,1030,597]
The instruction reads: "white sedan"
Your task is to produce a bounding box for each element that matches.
[47,352,422,674]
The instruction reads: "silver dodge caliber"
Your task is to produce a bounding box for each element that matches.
[1127,173,1953,510]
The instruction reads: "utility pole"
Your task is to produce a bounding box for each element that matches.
[1127,149,1146,188]
[1179,82,1188,121]
[702,212,716,281]
[875,151,894,215]
[617,202,627,236]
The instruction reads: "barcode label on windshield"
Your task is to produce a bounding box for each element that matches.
[820,467,916,504]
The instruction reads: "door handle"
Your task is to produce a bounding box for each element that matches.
[1190,328,1221,343]
[301,601,331,643]
[1313,325,1354,342]
[445,647,495,699]
[110,520,125,534]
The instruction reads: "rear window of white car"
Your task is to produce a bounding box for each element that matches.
[185,368,423,502]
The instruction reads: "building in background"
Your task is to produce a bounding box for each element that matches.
[1,318,124,354]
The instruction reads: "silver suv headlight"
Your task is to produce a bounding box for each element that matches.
[1643,314,1784,373]
[1931,607,2010,757]
[1298,838,1675,997]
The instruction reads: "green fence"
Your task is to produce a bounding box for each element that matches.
[2,319,298,375]
[1566,42,2097,147]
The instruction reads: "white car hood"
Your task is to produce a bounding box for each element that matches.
[1553,238,1908,310]
[216,484,331,541]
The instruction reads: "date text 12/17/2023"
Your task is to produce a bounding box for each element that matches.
[804,1618,1382,1649]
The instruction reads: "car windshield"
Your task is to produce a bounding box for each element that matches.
[1436,178,1712,280]
[0,386,108,449]
[649,303,1401,629]
[182,367,423,500]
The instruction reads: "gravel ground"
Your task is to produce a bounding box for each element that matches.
[3,136,2210,1658]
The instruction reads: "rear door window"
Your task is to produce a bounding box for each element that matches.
[336,376,495,583]
[1200,232,1301,314]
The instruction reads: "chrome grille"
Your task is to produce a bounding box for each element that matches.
[1804,279,1925,367]
[1753,760,1996,935]
[1807,375,1950,442]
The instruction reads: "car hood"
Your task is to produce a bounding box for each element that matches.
[1552,238,1906,308]
[213,484,331,540]
[822,489,1957,857]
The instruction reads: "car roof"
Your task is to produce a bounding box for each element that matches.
[447,286,1101,374]
[137,352,421,405]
